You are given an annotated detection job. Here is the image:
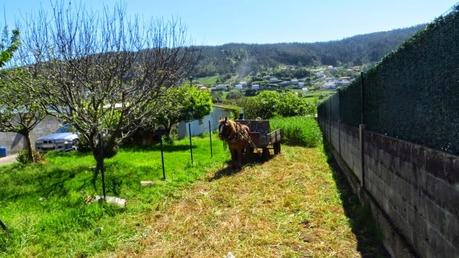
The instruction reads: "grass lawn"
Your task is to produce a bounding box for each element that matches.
[0,134,229,257]
[196,75,219,86]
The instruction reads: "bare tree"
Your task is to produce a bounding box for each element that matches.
[20,2,196,197]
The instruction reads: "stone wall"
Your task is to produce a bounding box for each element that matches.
[319,119,459,258]
[0,116,61,154]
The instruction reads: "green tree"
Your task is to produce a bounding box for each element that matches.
[241,91,315,119]
[0,26,20,234]
[242,91,280,119]
[226,89,243,100]
[0,27,19,66]
[149,86,212,139]
[277,92,315,117]
[0,68,47,162]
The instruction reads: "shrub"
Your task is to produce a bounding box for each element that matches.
[270,116,322,147]
[241,91,315,119]
[16,150,45,164]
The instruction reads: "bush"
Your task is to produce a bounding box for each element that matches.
[226,89,243,99]
[16,150,45,164]
[242,91,315,119]
[270,116,322,147]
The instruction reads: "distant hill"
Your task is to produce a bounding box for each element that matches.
[192,24,426,77]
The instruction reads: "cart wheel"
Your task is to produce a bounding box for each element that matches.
[274,142,281,155]
[262,148,270,160]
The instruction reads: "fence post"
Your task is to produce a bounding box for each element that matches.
[338,119,341,154]
[358,73,366,191]
[208,120,213,158]
[338,91,341,154]
[360,72,365,125]
[188,123,193,165]
[359,124,366,191]
[98,133,106,200]
[328,100,332,140]
[160,136,166,180]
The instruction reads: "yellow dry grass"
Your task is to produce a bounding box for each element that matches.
[109,146,364,257]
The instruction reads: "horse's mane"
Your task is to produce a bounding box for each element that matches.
[219,118,237,140]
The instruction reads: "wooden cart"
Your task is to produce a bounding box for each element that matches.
[236,120,282,160]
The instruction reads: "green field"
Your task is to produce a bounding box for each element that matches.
[196,75,219,86]
[0,134,228,257]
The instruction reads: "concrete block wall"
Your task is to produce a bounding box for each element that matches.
[364,130,459,258]
[0,116,61,154]
[319,119,459,258]
[328,121,362,184]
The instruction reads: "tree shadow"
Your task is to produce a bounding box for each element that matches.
[208,150,272,181]
[322,141,390,258]
[1,164,92,202]
[125,144,196,153]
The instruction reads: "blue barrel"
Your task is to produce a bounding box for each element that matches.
[0,146,7,158]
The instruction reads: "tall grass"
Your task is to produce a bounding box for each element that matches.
[270,116,322,147]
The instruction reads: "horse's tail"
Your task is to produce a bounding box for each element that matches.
[242,125,257,149]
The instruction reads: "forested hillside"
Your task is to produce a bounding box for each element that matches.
[193,24,425,77]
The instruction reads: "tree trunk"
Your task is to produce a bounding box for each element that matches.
[92,137,106,199]
[23,131,34,163]
[164,124,174,144]
[92,152,103,189]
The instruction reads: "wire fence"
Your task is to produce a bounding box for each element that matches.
[318,5,459,155]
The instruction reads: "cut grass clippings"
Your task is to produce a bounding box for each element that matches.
[110,145,386,257]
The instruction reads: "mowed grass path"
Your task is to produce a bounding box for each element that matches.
[111,146,385,257]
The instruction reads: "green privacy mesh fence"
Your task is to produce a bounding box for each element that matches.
[318,5,459,155]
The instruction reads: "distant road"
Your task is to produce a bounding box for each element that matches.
[0,154,18,166]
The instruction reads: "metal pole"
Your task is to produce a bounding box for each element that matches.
[208,120,213,157]
[360,72,365,124]
[188,123,193,164]
[160,136,166,180]
[360,72,366,191]
[98,133,106,200]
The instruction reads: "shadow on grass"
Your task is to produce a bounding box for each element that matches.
[125,144,196,153]
[208,150,271,181]
[2,167,85,201]
[322,141,389,258]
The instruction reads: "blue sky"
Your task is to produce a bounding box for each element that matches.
[2,0,458,45]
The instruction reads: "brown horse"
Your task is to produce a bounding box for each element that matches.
[218,117,254,169]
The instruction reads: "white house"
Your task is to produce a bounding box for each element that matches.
[214,84,229,90]
[235,84,243,90]
[322,80,337,89]
[251,84,260,90]
[327,65,336,71]
[269,77,281,83]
